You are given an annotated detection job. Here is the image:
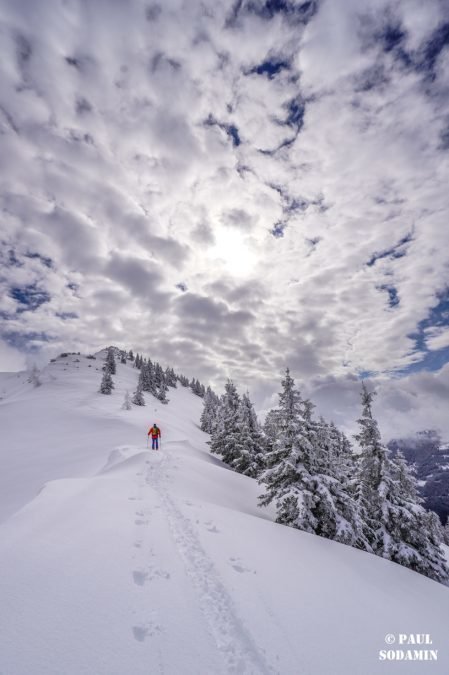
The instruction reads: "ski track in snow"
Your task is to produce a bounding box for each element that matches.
[130,452,166,675]
[145,447,276,675]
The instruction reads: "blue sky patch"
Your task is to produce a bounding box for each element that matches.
[250,59,290,78]
[205,115,241,147]
[401,345,449,376]
[367,232,413,267]
[271,222,286,237]
[378,284,400,308]
[25,252,53,268]
[421,21,449,75]
[10,284,51,311]
[284,97,305,130]
[379,23,406,53]
[402,289,449,374]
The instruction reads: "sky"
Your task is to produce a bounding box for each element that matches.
[1,0,449,440]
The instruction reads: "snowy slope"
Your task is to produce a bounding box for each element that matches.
[1,353,449,675]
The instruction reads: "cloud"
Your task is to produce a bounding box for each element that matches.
[306,363,449,441]
[104,253,170,305]
[426,328,449,351]
[0,339,27,372]
[0,0,448,438]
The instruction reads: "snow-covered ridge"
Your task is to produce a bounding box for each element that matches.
[1,353,449,674]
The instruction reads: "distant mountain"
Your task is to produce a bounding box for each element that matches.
[388,430,449,524]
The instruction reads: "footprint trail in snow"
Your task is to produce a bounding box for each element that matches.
[145,448,275,675]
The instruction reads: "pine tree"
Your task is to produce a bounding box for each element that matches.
[200,387,220,433]
[128,350,134,361]
[165,367,177,388]
[209,380,241,466]
[310,417,359,545]
[232,392,265,477]
[328,422,366,547]
[258,369,320,532]
[140,360,153,392]
[99,368,114,394]
[259,371,360,544]
[376,451,448,582]
[120,350,127,364]
[190,378,205,397]
[355,383,448,582]
[122,390,132,410]
[443,520,449,546]
[105,347,116,375]
[132,380,145,406]
[262,409,281,455]
[353,383,386,551]
[178,374,190,387]
[153,362,169,403]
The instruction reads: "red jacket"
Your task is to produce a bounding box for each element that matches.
[148,425,161,439]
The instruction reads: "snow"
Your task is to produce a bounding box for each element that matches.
[1,353,449,674]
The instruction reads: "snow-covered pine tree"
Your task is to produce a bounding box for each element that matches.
[105,347,116,375]
[128,349,134,361]
[259,373,360,544]
[413,509,449,583]
[189,378,205,397]
[200,386,220,434]
[209,380,241,466]
[376,450,448,582]
[354,383,448,582]
[153,362,169,403]
[132,379,145,406]
[165,367,177,388]
[140,360,153,392]
[258,369,318,531]
[444,520,449,547]
[99,368,114,394]
[353,383,387,551]
[262,409,281,455]
[232,392,265,477]
[329,423,355,473]
[310,417,359,546]
[122,390,132,410]
[327,421,368,548]
[120,350,127,364]
[178,374,190,387]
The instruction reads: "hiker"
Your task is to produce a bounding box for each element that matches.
[148,423,161,450]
